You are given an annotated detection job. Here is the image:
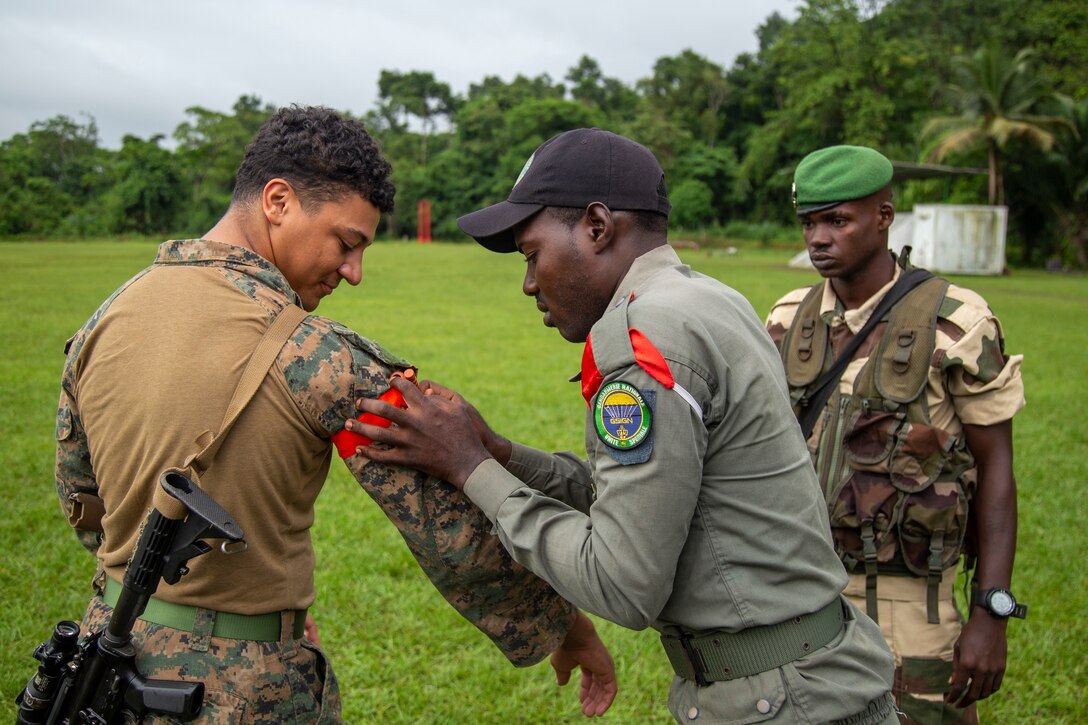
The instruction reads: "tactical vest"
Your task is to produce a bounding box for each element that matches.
[781,275,976,624]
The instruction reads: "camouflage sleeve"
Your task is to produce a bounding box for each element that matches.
[938,289,1025,426]
[55,388,101,554]
[282,315,576,667]
[53,270,151,556]
[764,287,809,351]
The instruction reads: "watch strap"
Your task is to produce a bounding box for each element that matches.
[976,587,1028,620]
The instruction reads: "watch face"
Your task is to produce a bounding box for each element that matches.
[990,590,1015,616]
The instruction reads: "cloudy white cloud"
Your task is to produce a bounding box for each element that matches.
[1,0,797,148]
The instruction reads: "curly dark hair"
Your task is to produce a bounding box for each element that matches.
[232,105,395,213]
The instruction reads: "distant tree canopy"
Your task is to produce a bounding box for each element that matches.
[1,0,1084,265]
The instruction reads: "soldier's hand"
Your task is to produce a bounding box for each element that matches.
[551,610,617,717]
[418,379,512,465]
[303,612,321,647]
[348,375,491,489]
[947,611,1007,707]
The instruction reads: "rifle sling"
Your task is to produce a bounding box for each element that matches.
[184,304,309,479]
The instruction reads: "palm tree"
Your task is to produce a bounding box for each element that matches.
[921,45,1069,206]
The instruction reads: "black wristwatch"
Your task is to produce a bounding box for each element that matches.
[976,587,1028,619]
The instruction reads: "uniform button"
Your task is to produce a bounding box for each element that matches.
[687,705,700,720]
[756,698,772,714]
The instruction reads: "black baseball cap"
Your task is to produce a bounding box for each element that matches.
[457,128,671,253]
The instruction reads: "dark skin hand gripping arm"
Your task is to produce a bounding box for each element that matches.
[346,376,617,717]
[947,419,1017,707]
[348,375,493,487]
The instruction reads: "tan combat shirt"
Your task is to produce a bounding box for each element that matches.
[56,239,573,666]
[765,263,1026,437]
[464,246,894,722]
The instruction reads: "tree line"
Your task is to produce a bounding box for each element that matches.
[1,0,1084,266]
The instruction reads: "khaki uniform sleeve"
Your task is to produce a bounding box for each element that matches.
[282,316,576,667]
[939,293,1025,426]
[765,287,809,351]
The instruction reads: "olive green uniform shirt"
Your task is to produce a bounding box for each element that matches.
[465,246,894,723]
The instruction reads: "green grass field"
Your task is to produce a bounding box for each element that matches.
[2,240,1085,722]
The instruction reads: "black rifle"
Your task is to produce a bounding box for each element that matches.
[16,470,246,724]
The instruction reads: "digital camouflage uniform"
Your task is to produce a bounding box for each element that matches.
[766,259,1025,725]
[56,239,575,722]
[463,246,897,724]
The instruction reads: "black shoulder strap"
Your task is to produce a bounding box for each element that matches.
[797,266,934,438]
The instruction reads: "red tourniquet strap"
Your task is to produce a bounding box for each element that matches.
[331,428,364,459]
[332,383,409,458]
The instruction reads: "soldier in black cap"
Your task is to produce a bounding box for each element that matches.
[53,108,617,723]
[350,129,898,724]
[767,145,1026,724]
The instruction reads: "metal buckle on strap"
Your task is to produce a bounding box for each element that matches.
[657,631,709,679]
[679,634,709,687]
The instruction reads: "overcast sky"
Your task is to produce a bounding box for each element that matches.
[1,0,798,149]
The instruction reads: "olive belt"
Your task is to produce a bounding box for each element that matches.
[660,597,845,685]
[103,577,306,642]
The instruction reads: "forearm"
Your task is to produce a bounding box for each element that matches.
[347,456,576,666]
[972,479,1017,594]
[466,405,702,632]
[964,421,1017,595]
[962,447,1016,660]
[946,422,1017,705]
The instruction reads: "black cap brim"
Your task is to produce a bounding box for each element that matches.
[795,200,843,216]
[457,201,544,253]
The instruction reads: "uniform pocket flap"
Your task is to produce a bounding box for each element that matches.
[689,669,786,724]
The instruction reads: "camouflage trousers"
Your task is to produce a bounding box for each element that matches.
[844,572,978,725]
[82,595,341,724]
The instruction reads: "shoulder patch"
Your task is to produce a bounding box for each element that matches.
[595,381,652,450]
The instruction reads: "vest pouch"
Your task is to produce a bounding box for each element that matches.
[829,471,900,567]
[887,419,957,494]
[844,410,902,468]
[897,478,968,577]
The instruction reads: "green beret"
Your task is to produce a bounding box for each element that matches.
[792,145,893,215]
